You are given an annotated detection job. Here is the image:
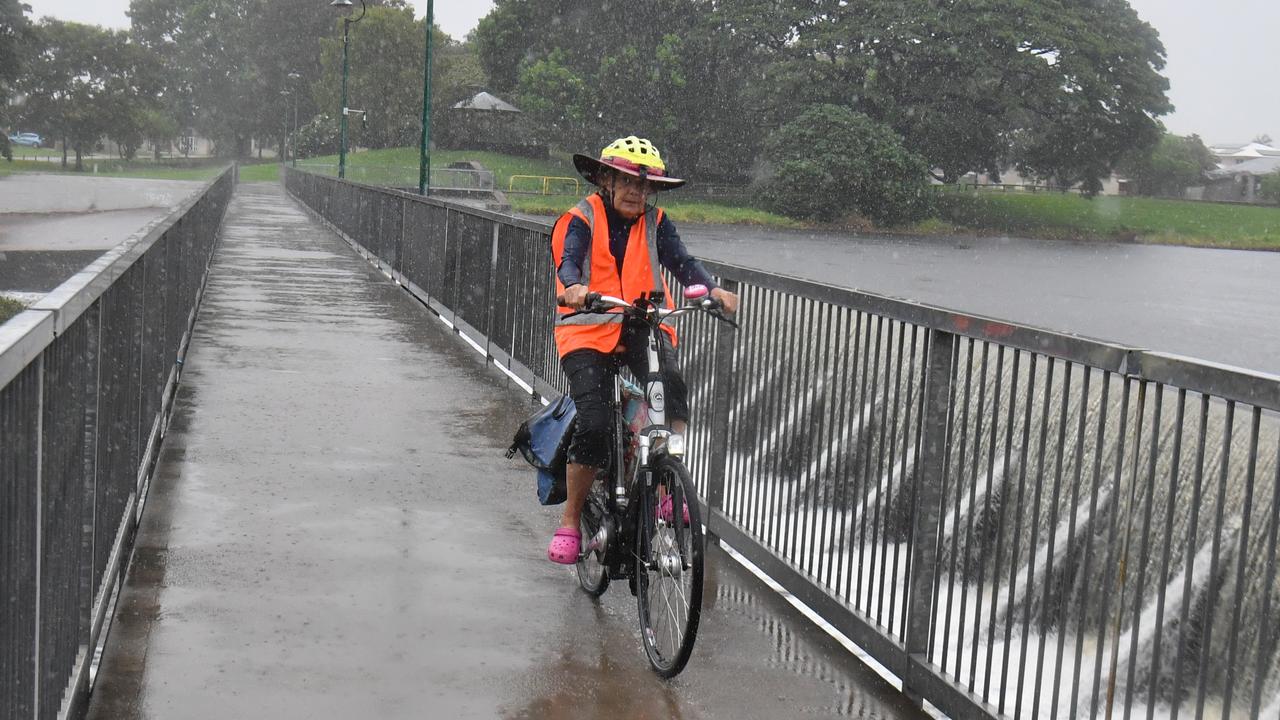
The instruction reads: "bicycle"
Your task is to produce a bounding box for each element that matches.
[557,284,737,678]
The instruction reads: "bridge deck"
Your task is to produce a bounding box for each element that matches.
[85,182,925,720]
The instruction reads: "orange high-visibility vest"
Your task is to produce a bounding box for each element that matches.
[551,193,677,358]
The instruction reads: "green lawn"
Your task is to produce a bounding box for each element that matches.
[237,162,280,182]
[936,190,1280,249]
[1,156,226,181]
[296,147,578,190]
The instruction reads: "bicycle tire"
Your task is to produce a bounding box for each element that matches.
[576,484,610,596]
[635,454,704,678]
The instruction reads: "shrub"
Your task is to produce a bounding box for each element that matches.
[1260,171,1280,205]
[756,105,932,225]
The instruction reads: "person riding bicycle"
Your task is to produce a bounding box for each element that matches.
[547,135,739,564]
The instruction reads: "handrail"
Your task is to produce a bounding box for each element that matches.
[281,165,1280,720]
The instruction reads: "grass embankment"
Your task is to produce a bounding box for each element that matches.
[0,296,26,325]
[935,191,1280,249]
[292,146,1280,247]
[1,156,226,181]
[300,147,796,225]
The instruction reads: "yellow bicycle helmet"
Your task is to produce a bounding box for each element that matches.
[573,135,686,190]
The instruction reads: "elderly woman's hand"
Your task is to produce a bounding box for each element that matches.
[711,287,739,316]
[560,284,590,309]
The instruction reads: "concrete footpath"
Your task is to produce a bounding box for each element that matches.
[85,182,925,720]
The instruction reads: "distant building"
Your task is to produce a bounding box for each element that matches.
[1203,154,1280,203]
[1208,141,1280,168]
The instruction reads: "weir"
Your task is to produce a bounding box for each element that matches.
[279,167,1280,720]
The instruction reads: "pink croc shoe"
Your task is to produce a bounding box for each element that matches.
[658,494,691,525]
[547,527,581,565]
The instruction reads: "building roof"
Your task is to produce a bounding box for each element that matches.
[1210,141,1280,159]
[451,91,522,113]
[1209,155,1280,178]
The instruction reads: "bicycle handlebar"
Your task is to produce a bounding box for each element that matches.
[556,292,738,328]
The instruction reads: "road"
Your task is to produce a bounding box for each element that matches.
[680,224,1280,375]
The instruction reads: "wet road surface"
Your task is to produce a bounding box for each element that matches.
[85,182,926,720]
[0,174,204,295]
[679,224,1280,375]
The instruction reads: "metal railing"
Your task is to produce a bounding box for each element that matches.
[507,174,581,196]
[283,166,1280,720]
[0,167,234,720]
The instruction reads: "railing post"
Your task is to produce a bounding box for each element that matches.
[483,222,499,359]
[904,328,955,705]
[702,278,738,543]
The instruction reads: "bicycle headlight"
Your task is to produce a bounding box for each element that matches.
[666,433,686,457]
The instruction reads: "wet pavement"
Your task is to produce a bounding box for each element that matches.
[85,182,927,720]
[678,224,1280,375]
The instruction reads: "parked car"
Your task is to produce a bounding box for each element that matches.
[7,133,44,148]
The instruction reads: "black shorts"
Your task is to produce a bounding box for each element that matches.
[560,322,689,469]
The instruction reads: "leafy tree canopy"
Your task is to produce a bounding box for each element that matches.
[1118,132,1217,198]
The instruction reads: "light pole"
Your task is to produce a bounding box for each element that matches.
[418,0,434,195]
[288,71,301,167]
[279,89,291,164]
[330,0,366,179]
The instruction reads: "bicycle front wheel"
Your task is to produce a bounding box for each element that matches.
[635,454,704,678]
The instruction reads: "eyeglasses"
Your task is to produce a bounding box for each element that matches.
[611,173,653,193]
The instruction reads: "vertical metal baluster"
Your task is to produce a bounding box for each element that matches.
[1001,352,1038,717]
[1169,394,1211,720]
[1194,401,1235,720]
[959,340,991,689]
[788,297,818,566]
[985,347,1020,703]
[1034,362,1074,717]
[1055,366,1094,720]
[764,289,792,548]
[876,321,908,630]
[772,289,801,552]
[942,337,976,674]
[888,325,922,637]
[970,341,1001,694]
[821,305,850,591]
[729,283,757,524]
[1146,389,1187,720]
[903,328,955,707]
[848,309,876,605]
[1089,377,1132,719]
[1249,429,1280,718]
[927,335,962,659]
[810,302,838,582]
[841,309,868,604]
[1122,385,1164,720]
[861,316,887,611]
[1220,407,1260,717]
[1104,379,1150,720]
[868,317,898,624]
[1016,356,1058,719]
[749,288,777,538]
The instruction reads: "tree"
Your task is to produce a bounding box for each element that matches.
[0,0,35,160]
[757,104,932,226]
[1260,172,1280,205]
[1118,133,1217,198]
[15,20,159,169]
[315,5,459,151]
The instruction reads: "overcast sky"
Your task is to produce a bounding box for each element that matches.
[22,0,1277,144]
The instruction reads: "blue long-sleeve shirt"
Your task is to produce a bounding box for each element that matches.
[556,200,717,292]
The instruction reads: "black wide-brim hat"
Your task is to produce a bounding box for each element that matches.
[572,154,686,191]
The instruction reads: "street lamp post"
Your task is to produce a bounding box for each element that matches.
[330,0,366,179]
[418,0,434,195]
[280,89,291,164]
[288,71,301,167]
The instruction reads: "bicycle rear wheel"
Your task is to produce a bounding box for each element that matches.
[635,454,704,677]
[576,483,610,596]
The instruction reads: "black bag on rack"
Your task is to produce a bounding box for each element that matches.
[505,395,577,505]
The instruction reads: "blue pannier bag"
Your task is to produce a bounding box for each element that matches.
[505,395,576,505]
